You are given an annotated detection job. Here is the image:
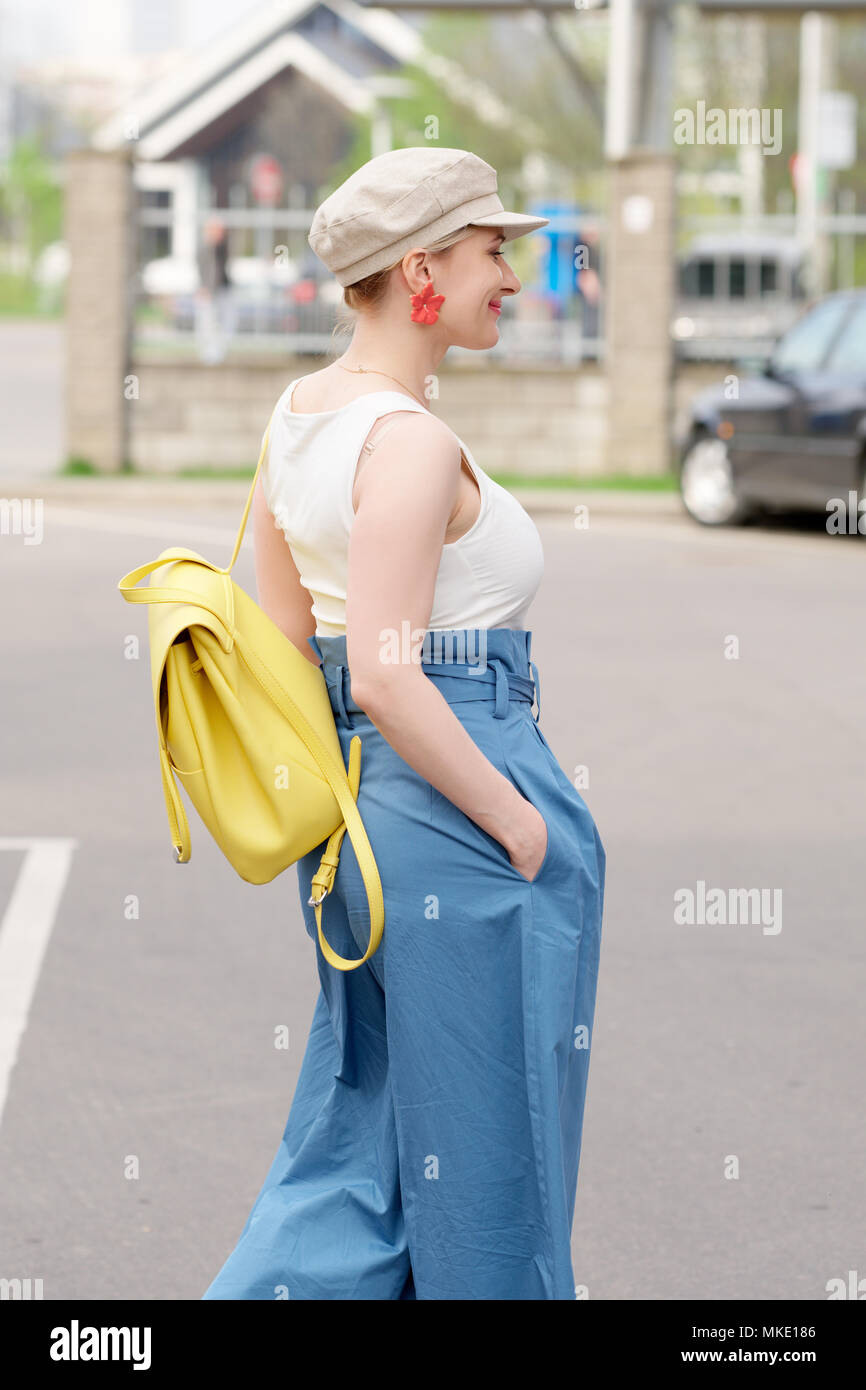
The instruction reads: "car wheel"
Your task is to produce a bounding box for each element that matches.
[679,435,751,527]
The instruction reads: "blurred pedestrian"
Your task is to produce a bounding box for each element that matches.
[195,216,236,363]
[574,221,603,346]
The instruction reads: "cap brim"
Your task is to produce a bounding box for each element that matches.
[469,211,550,242]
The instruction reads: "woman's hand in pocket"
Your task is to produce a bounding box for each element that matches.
[504,797,549,883]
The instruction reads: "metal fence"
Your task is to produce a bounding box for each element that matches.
[135,192,865,366]
[134,198,606,365]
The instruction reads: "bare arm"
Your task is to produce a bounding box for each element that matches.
[344,412,547,876]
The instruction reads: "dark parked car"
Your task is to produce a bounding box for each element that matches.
[679,289,866,526]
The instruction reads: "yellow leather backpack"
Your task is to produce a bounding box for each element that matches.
[117,408,383,972]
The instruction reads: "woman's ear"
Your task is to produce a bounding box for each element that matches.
[400,248,431,296]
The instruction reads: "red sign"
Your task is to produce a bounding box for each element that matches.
[250,154,283,206]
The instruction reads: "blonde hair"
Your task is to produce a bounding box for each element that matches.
[341,223,479,316]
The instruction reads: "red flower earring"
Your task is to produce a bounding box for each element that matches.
[409,279,445,324]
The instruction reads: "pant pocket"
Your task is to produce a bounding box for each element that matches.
[429,773,557,889]
[493,727,560,887]
[504,805,555,884]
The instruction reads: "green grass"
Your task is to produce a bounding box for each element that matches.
[157,467,681,488]
[60,457,97,475]
[492,472,679,491]
[173,466,270,480]
[59,456,138,475]
[54,461,682,489]
[0,274,62,318]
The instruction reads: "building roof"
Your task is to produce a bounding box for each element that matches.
[91,0,540,160]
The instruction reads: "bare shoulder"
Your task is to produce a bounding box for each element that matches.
[361,407,460,464]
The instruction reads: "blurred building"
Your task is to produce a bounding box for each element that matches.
[0,0,187,164]
[64,0,576,473]
[88,1,537,265]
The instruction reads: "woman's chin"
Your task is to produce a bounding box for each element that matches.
[468,319,501,348]
[450,323,500,351]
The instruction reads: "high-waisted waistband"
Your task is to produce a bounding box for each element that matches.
[308,627,541,724]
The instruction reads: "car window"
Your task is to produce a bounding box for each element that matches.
[697,260,714,297]
[760,259,777,295]
[823,301,866,372]
[772,296,853,371]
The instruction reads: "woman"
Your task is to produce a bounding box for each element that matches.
[202,147,605,1301]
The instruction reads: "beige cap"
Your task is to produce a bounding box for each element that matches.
[308,146,549,287]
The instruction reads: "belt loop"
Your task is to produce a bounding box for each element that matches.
[331,663,349,724]
[492,659,509,719]
[530,659,541,723]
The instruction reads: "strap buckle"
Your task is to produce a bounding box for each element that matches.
[530,658,541,723]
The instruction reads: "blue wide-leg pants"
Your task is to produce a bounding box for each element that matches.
[202,628,605,1300]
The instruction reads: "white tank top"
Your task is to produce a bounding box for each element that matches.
[260,376,544,638]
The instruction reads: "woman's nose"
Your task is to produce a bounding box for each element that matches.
[503,269,521,295]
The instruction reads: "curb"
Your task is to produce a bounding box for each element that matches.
[0,476,684,518]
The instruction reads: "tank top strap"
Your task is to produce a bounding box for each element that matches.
[267,380,485,532]
[284,378,430,420]
[348,390,431,442]
[348,395,485,500]
[262,379,542,638]
[281,378,473,468]
[334,391,436,487]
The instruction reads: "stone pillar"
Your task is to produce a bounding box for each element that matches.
[604,152,676,476]
[64,148,135,472]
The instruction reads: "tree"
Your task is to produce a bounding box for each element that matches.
[0,136,62,272]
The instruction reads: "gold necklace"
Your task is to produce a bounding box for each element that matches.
[336,359,428,409]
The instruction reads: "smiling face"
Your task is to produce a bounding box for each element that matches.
[408,225,522,349]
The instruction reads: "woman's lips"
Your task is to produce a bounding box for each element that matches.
[489,301,501,315]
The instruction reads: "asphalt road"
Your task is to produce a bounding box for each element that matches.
[0,499,863,1301]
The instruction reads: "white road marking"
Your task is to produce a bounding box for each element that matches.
[0,838,77,1130]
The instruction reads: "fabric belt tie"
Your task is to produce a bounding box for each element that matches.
[327,657,537,722]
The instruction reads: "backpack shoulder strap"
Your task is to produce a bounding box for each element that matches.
[224,405,279,574]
